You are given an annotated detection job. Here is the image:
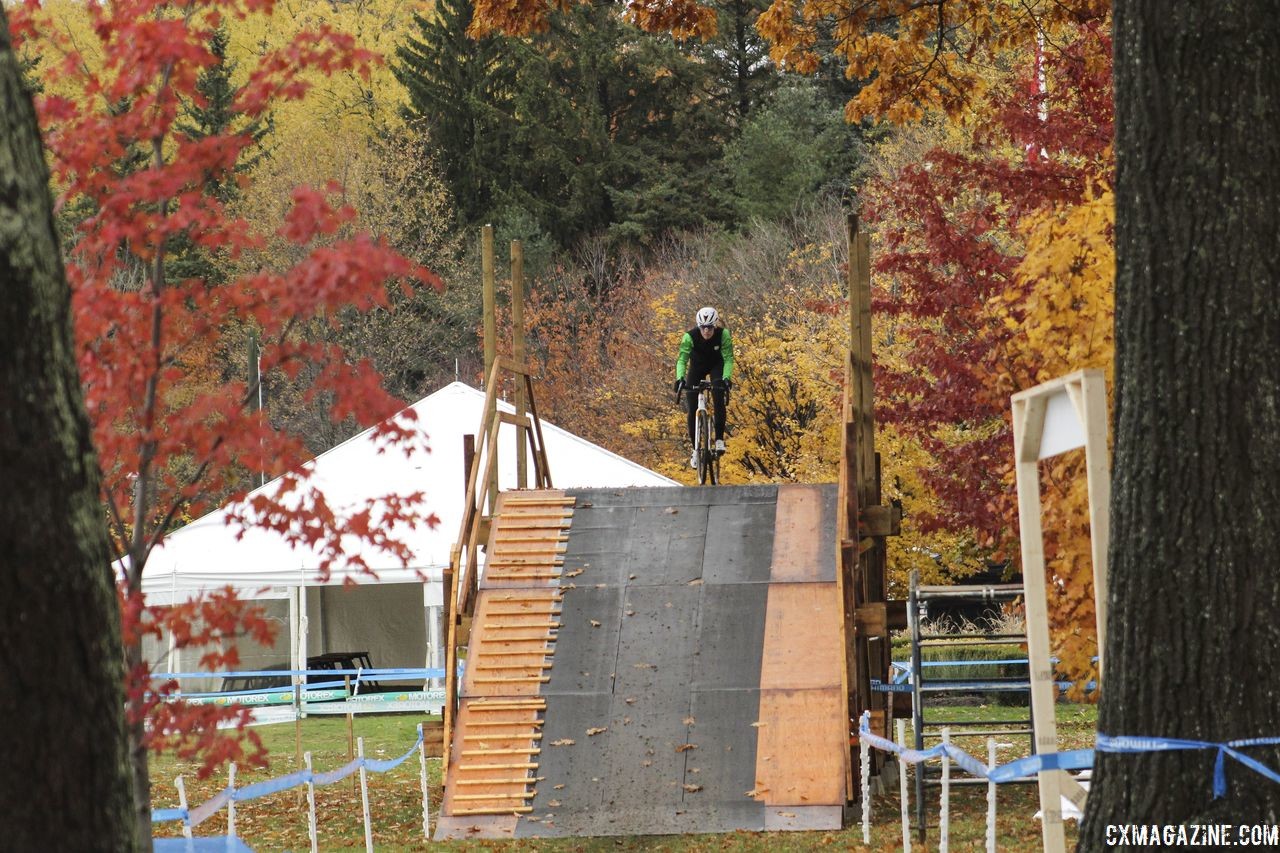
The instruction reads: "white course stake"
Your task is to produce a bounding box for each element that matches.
[226,763,237,850]
[986,738,997,853]
[358,737,373,853]
[175,776,194,853]
[896,719,911,853]
[418,723,431,841]
[305,751,319,853]
[860,714,871,844]
[940,729,950,853]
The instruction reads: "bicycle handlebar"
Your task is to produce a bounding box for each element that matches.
[676,378,720,404]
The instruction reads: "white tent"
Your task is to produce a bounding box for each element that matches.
[142,381,674,687]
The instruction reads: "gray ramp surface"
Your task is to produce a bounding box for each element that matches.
[516,486,785,837]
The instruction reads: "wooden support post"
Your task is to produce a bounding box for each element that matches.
[481,225,498,514]
[463,434,475,492]
[512,240,528,490]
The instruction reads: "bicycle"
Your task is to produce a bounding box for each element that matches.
[677,379,723,485]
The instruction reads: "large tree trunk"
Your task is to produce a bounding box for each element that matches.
[0,9,137,850]
[1080,2,1280,845]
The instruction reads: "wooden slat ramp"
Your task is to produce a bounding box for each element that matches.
[436,485,846,839]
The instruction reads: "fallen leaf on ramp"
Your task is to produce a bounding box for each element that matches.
[550,739,575,746]
[683,784,702,793]
[587,727,608,736]
[589,619,601,627]
[675,744,698,753]
[683,716,696,726]
[564,569,584,578]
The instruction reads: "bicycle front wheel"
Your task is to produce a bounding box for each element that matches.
[696,409,710,485]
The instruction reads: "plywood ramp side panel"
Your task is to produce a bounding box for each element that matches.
[753,687,847,807]
[770,484,831,582]
[758,583,844,690]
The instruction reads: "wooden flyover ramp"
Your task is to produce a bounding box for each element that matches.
[435,484,849,839]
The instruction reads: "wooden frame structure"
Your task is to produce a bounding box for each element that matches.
[442,230,553,776]
[839,215,903,793]
[1011,369,1109,853]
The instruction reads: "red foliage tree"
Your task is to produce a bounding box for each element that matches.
[11,0,442,841]
[865,22,1114,555]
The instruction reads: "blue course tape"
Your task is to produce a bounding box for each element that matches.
[151,731,425,821]
[314,758,363,787]
[235,769,313,801]
[859,712,1091,784]
[363,737,425,773]
[1097,733,1280,798]
[987,749,1093,783]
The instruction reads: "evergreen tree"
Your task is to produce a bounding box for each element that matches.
[177,28,271,203]
[699,0,778,124]
[722,80,863,221]
[171,27,273,284]
[394,0,518,228]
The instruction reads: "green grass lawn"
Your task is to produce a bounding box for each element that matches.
[151,703,1097,851]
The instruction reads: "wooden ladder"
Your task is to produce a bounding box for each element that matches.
[441,492,573,817]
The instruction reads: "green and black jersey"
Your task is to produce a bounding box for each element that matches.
[675,326,735,383]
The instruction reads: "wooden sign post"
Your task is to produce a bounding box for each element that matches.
[1011,369,1109,853]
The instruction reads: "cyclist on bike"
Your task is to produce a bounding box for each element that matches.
[674,306,735,469]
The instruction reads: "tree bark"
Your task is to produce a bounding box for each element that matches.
[1081,1,1280,844]
[0,9,137,850]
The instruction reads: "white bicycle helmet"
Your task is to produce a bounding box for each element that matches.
[695,306,719,327]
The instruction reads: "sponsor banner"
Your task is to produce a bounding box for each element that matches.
[302,689,446,716]
[182,687,349,707]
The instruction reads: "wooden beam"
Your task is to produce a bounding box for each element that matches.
[859,504,902,537]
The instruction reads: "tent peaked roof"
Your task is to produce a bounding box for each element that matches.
[140,382,675,603]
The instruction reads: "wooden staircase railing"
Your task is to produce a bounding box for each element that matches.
[442,357,552,778]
